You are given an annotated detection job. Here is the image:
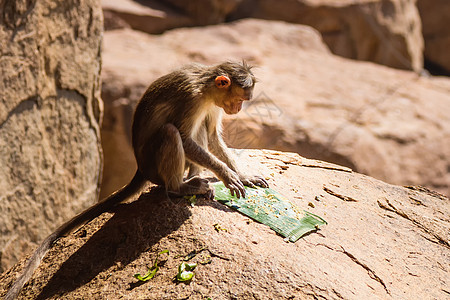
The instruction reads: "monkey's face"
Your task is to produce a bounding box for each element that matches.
[220,86,253,115]
[214,74,254,115]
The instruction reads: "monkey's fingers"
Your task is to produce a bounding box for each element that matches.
[230,185,242,198]
[228,182,246,198]
[254,176,269,188]
[243,175,269,188]
[237,180,246,198]
[241,178,256,188]
[228,185,237,198]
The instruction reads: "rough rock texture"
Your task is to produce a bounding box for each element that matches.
[1,150,448,299]
[102,0,424,72]
[229,0,424,72]
[0,0,103,272]
[417,0,450,73]
[99,19,450,200]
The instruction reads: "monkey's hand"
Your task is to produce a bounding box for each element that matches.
[222,170,246,198]
[240,175,269,189]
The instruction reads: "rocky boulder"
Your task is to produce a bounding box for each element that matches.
[102,0,424,72]
[99,19,450,201]
[0,0,103,272]
[1,150,448,299]
[417,0,450,73]
[229,0,424,72]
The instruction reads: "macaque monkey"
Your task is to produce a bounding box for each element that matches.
[5,61,268,299]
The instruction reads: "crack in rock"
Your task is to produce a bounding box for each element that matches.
[300,163,352,173]
[377,198,450,249]
[339,246,391,295]
[262,151,352,173]
[313,243,390,295]
[404,186,448,201]
[323,186,358,202]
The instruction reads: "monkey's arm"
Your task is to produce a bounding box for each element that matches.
[182,136,246,198]
[208,131,268,189]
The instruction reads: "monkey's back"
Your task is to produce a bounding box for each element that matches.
[131,64,216,164]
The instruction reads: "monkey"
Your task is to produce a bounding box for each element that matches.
[5,61,268,299]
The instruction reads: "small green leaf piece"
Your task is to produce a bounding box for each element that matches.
[177,270,194,281]
[213,223,228,232]
[184,195,197,206]
[176,262,197,282]
[134,266,158,282]
[185,262,197,270]
[134,249,169,281]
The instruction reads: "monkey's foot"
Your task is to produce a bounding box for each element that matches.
[203,188,215,200]
[178,176,214,199]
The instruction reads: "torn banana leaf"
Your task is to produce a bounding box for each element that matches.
[212,182,327,242]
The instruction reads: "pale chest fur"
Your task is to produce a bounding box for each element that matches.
[184,101,222,140]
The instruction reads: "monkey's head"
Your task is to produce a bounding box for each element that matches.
[213,61,256,115]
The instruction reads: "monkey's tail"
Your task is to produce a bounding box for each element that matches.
[5,171,146,300]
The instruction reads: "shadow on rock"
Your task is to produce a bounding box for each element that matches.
[35,188,191,300]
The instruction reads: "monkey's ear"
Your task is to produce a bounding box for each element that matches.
[215,75,231,89]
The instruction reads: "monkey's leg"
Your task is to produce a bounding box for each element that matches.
[181,135,246,198]
[157,124,212,196]
[187,163,201,179]
[186,125,207,179]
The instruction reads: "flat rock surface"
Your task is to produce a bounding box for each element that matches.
[1,149,448,299]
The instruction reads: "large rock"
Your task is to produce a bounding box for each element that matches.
[101,0,423,71]
[1,150,448,299]
[99,19,450,200]
[229,0,424,72]
[417,0,450,73]
[0,0,103,272]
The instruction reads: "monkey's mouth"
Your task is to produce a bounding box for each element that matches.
[224,100,243,114]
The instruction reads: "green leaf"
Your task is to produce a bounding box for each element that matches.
[154,249,169,266]
[212,182,327,242]
[184,195,197,206]
[177,270,194,281]
[176,262,197,282]
[134,266,159,281]
[134,249,169,282]
[185,262,197,270]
